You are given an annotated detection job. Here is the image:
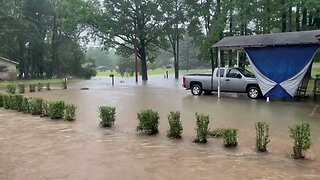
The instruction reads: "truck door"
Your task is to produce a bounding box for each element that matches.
[224,69,246,92]
[212,69,226,91]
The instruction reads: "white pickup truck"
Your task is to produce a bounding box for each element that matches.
[182,67,262,99]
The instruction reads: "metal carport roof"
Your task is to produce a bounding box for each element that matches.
[212,30,320,50]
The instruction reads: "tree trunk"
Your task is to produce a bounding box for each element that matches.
[302,8,307,30]
[18,37,25,78]
[139,46,148,81]
[52,12,61,77]
[296,5,300,31]
[281,0,287,32]
[288,6,292,32]
[308,13,313,28]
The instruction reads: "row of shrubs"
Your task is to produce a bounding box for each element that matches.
[6,83,51,94]
[0,93,76,121]
[99,107,311,159]
[6,80,68,94]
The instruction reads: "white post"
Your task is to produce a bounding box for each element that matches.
[236,50,240,67]
[218,49,221,98]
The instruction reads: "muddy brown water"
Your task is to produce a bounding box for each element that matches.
[1,75,320,180]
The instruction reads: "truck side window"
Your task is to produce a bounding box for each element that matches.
[226,69,240,78]
[216,69,224,77]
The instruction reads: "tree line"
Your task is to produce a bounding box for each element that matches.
[1,0,319,80]
[0,0,96,79]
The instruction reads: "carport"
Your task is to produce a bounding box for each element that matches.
[212,30,320,99]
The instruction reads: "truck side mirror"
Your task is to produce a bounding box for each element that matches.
[236,74,242,79]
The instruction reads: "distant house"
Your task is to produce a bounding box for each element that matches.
[0,56,19,80]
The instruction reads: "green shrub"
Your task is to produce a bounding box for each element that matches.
[223,128,238,147]
[194,113,210,143]
[3,94,10,109]
[18,84,25,93]
[208,128,226,137]
[29,98,43,115]
[21,97,30,113]
[46,83,51,90]
[29,84,36,92]
[0,93,4,107]
[65,104,76,121]
[42,100,49,116]
[255,121,270,152]
[99,106,116,127]
[137,109,159,135]
[49,101,65,119]
[6,84,16,94]
[13,94,23,111]
[167,111,183,138]
[62,80,67,89]
[37,82,43,91]
[3,94,15,109]
[289,122,311,159]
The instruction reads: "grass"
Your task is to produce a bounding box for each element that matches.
[0,78,81,88]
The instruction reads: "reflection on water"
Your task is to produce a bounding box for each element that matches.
[1,76,320,179]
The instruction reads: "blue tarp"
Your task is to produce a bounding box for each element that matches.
[245,44,319,98]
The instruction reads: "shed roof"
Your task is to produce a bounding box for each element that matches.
[212,30,320,50]
[0,56,19,65]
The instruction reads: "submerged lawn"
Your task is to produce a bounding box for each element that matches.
[0,78,81,88]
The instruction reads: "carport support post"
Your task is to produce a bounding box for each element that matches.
[236,51,240,67]
[218,49,221,98]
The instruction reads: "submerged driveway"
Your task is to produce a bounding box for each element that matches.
[1,75,320,179]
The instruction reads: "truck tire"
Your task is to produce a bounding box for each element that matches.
[247,86,261,99]
[191,84,203,96]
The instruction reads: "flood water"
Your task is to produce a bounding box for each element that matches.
[1,75,320,179]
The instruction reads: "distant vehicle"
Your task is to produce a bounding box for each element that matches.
[182,67,262,99]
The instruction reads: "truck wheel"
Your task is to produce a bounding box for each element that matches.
[247,86,260,99]
[191,84,203,96]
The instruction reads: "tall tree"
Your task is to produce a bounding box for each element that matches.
[160,0,186,79]
[88,0,172,81]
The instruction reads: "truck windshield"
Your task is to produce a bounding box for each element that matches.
[237,68,255,78]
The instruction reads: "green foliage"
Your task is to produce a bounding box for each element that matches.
[208,128,226,138]
[167,111,183,139]
[0,93,3,107]
[29,84,36,92]
[6,84,16,94]
[37,82,43,91]
[3,94,10,109]
[194,113,210,143]
[81,62,97,79]
[255,121,270,152]
[21,97,30,113]
[29,98,43,115]
[289,122,311,159]
[116,57,135,77]
[18,84,25,93]
[13,95,23,111]
[137,109,159,135]
[99,106,116,127]
[223,128,238,147]
[46,83,51,90]
[65,104,76,121]
[6,66,18,81]
[49,101,65,119]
